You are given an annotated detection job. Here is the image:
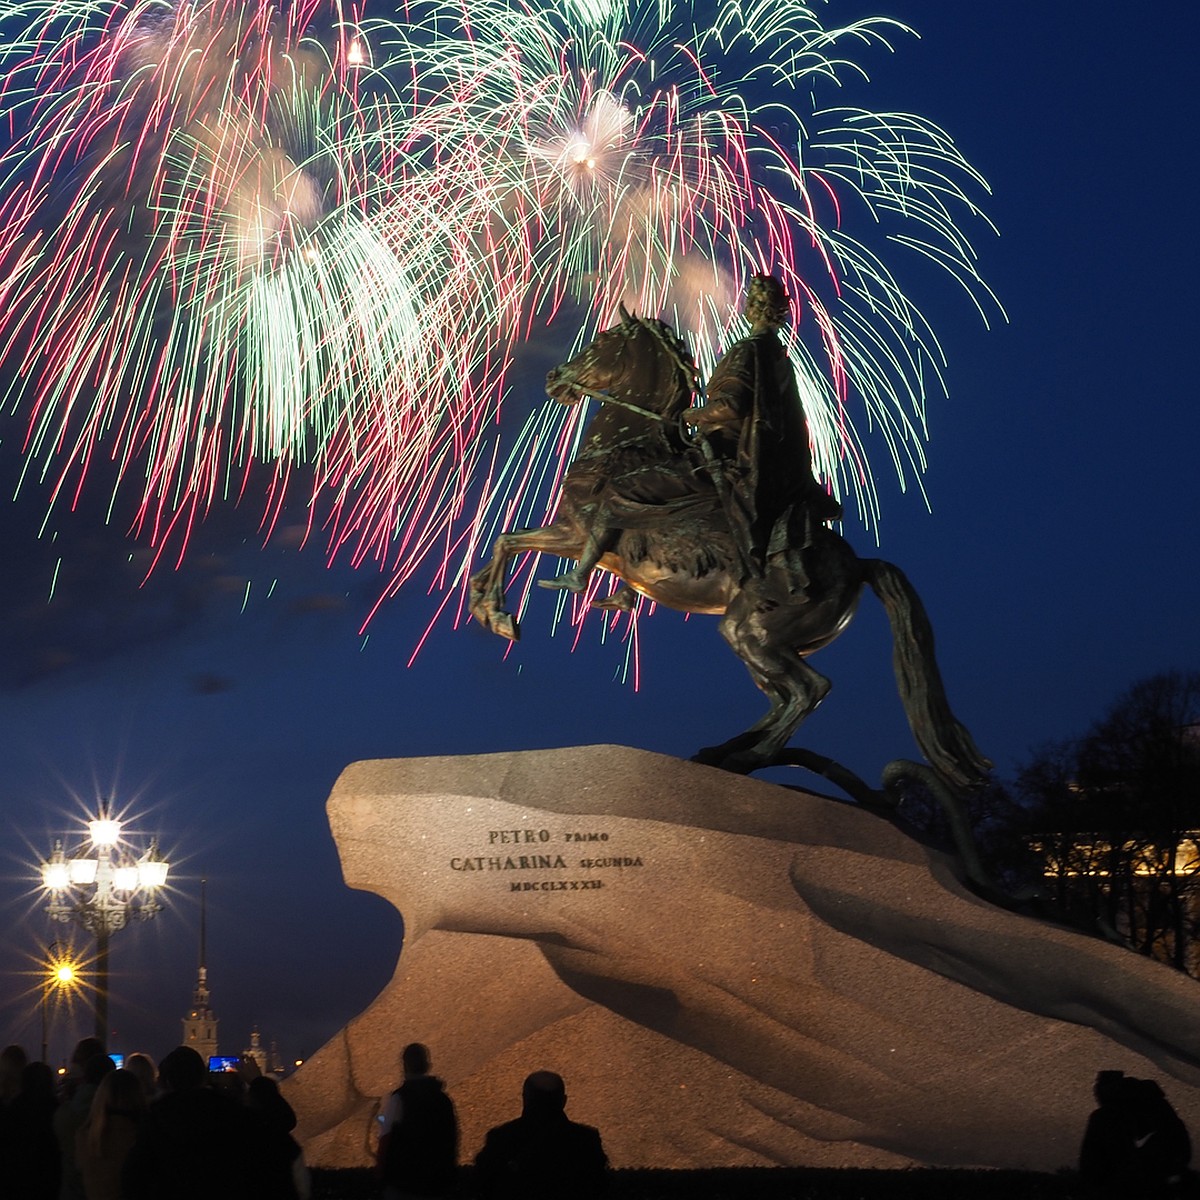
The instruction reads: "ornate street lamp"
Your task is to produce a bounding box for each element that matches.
[39,801,170,1041]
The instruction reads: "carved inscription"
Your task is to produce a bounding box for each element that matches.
[448,828,644,893]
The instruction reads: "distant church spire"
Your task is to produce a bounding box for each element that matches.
[182,878,219,1060]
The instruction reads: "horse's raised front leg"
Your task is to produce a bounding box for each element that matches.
[469,522,584,642]
[694,583,831,773]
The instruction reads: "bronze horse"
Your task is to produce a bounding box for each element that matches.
[469,309,989,786]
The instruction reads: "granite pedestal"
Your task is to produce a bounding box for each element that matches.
[286,745,1200,1171]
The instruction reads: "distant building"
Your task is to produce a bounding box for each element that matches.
[242,1026,268,1074]
[1029,828,1200,973]
[182,966,219,1062]
[1028,722,1200,975]
[239,1027,289,1077]
[181,879,219,1061]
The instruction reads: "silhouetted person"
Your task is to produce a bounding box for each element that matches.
[122,1045,295,1200]
[1131,1078,1192,1196]
[247,1075,308,1200]
[1081,1071,1194,1199]
[0,1044,27,1108]
[0,1043,30,1187]
[3,1061,59,1200]
[76,1067,147,1200]
[376,1043,458,1200]
[60,1039,106,1104]
[1080,1070,1137,1193]
[56,1050,115,1200]
[474,1071,606,1200]
[247,1075,297,1135]
[123,1054,157,1103]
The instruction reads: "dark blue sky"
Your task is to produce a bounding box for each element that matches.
[2,0,1197,1067]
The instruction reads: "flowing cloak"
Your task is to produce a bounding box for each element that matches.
[699,327,837,565]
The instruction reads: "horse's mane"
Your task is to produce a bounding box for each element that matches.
[641,314,695,363]
[622,310,699,402]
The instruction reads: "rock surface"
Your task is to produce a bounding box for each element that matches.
[287,745,1200,1171]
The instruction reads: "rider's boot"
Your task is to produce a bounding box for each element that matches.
[539,531,606,593]
[591,584,635,612]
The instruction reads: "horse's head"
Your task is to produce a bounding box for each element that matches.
[545,306,640,407]
[545,305,695,420]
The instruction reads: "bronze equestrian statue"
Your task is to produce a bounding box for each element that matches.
[469,276,989,789]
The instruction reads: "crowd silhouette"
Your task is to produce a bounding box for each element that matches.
[2,1034,610,1199]
[4,1035,1198,1198]
[0,1039,308,1200]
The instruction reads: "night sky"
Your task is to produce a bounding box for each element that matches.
[2,0,1197,1070]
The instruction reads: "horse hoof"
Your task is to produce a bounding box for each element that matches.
[492,612,520,641]
[469,599,521,642]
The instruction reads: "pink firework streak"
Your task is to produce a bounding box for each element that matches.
[0,0,1000,642]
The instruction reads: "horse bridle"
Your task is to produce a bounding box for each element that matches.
[554,312,756,576]
[623,315,760,579]
[567,315,701,440]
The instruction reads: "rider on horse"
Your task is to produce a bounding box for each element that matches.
[541,275,840,599]
[538,314,709,601]
[474,284,989,786]
[687,274,842,585]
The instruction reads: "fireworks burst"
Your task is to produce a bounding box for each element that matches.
[0,0,1000,620]
[0,0,505,576]
[378,0,1002,632]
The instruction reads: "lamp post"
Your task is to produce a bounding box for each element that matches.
[40,942,79,1062]
[39,801,170,1042]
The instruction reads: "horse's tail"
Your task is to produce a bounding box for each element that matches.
[863,559,992,791]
